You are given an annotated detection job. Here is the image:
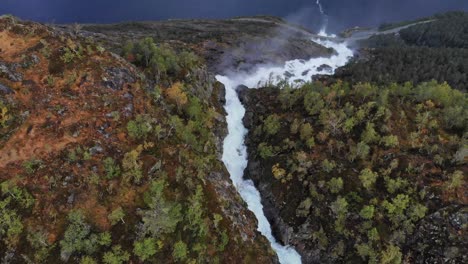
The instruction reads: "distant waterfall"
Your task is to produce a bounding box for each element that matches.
[316,0,325,15]
[316,0,329,36]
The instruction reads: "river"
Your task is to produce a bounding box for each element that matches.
[216,36,353,264]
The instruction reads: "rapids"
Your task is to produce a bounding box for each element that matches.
[216,36,353,264]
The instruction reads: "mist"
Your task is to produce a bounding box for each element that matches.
[1,0,467,33]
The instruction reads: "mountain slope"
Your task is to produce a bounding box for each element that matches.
[0,16,277,263]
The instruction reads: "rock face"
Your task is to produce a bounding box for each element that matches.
[57,16,333,74]
[408,205,468,263]
[0,61,23,82]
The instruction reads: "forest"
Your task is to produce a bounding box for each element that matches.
[335,11,468,91]
[242,79,467,263]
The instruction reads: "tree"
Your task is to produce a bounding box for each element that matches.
[141,179,182,236]
[380,244,402,264]
[322,159,336,173]
[445,170,464,190]
[185,96,203,121]
[299,123,313,141]
[272,163,287,181]
[103,245,130,264]
[127,115,152,140]
[103,157,121,180]
[359,168,378,190]
[166,82,188,109]
[327,177,344,194]
[354,82,377,101]
[80,256,97,264]
[134,238,158,262]
[108,207,125,226]
[330,196,348,217]
[290,118,302,134]
[443,106,467,130]
[319,109,346,135]
[0,198,23,248]
[122,146,144,184]
[304,91,324,116]
[348,141,370,162]
[343,117,357,133]
[172,240,188,261]
[361,122,380,144]
[258,143,275,159]
[59,211,111,261]
[263,114,281,135]
[380,135,399,148]
[296,198,312,217]
[359,205,375,220]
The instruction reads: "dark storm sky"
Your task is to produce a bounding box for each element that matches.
[1,0,467,32]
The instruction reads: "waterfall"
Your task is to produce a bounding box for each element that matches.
[217,36,353,264]
[316,0,329,36]
[316,0,325,15]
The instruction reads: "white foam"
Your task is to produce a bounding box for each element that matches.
[217,36,353,264]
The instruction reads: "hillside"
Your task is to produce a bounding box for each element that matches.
[0,16,277,263]
[55,16,333,74]
[240,80,467,263]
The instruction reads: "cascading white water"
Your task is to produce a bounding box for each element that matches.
[216,37,353,264]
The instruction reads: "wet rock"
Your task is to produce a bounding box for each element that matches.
[214,81,226,105]
[284,71,294,78]
[102,67,135,90]
[317,64,332,73]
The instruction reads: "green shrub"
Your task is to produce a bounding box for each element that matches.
[103,157,121,179]
[102,245,130,264]
[108,207,125,226]
[127,115,152,140]
[263,114,281,135]
[359,205,375,219]
[359,168,378,190]
[134,238,158,261]
[172,240,188,261]
[59,211,111,261]
[327,177,343,194]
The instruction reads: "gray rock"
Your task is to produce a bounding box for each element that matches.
[89,145,103,155]
[0,82,14,94]
[317,64,332,73]
[21,54,40,68]
[0,61,23,82]
[67,193,75,204]
[102,67,136,90]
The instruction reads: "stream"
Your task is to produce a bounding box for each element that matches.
[216,37,353,264]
